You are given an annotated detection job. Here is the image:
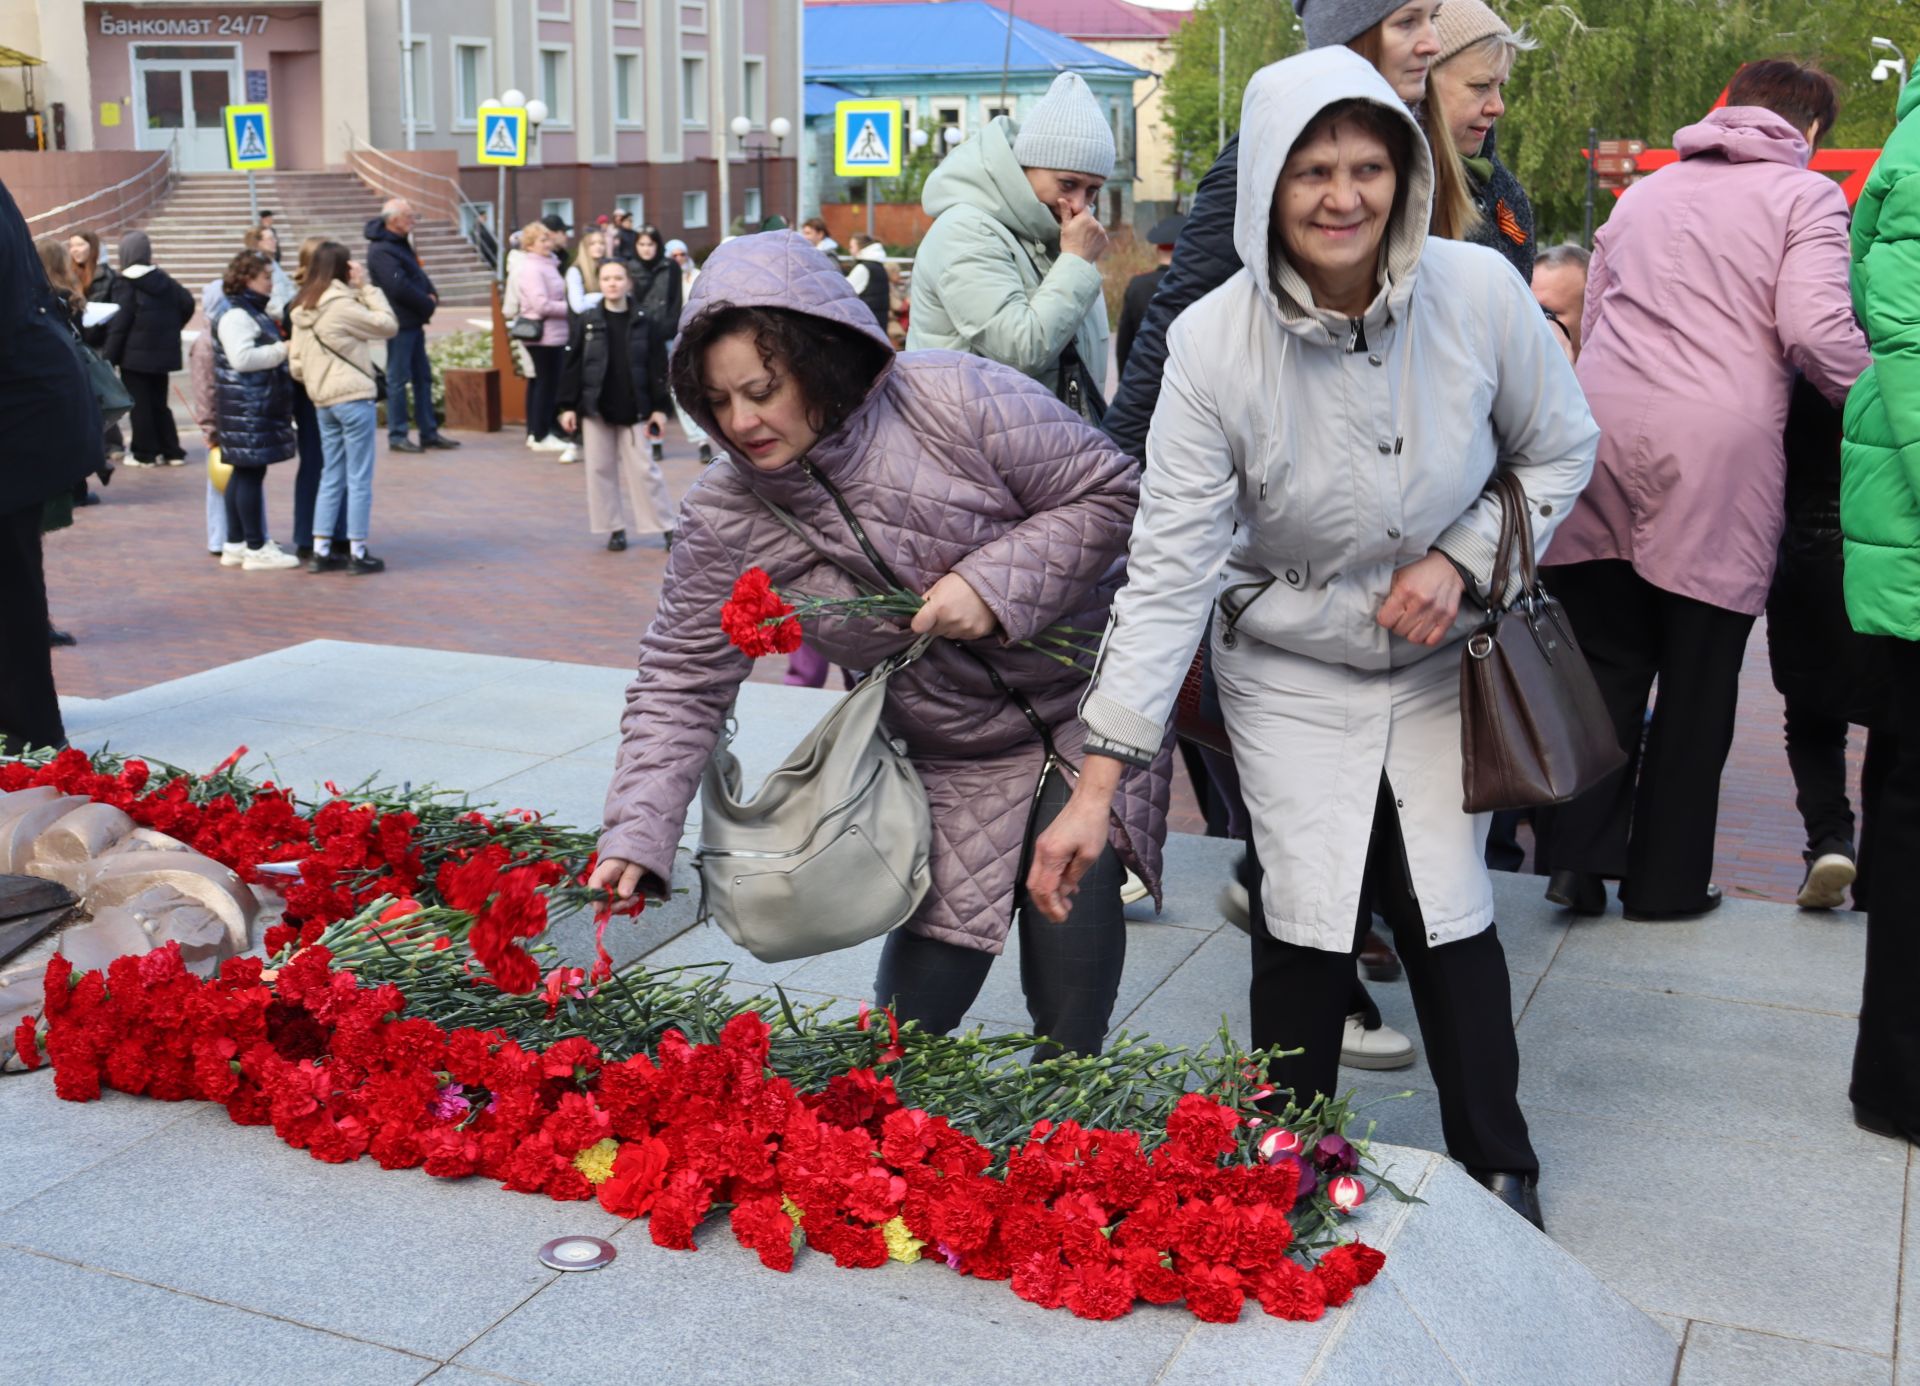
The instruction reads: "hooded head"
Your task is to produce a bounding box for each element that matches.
[1012,72,1116,180]
[668,231,894,470]
[1235,47,1432,331]
[118,230,152,270]
[1292,0,1409,48]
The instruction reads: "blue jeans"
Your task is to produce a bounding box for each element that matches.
[384,325,439,442]
[315,399,379,541]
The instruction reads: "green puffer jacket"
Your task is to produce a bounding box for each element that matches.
[907,115,1108,394]
[1841,79,1920,639]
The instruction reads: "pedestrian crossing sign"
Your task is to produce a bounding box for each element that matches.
[223,104,273,171]
[834,100,903,178]
[478,108,528,167]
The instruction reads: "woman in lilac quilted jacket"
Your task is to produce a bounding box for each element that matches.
[588,231,1170,1057]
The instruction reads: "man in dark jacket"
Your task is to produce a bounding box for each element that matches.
[365,199,458,454]
[1115,213,1183,379]
[102,229,194,465]
[1,178,104,754]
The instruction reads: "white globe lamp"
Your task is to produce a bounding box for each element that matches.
[500,88,526,108]
[525,99,549,126]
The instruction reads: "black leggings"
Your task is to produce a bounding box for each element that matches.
[1249,775,1538,1177]
[223,466,267,548]
[525,344,565,442]
[874,768,1125,1059]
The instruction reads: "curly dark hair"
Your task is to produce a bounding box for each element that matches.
[670,304,893,444]
[222,249,275,299]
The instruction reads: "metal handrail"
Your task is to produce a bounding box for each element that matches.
[24,135,177,240]
[342,127,496,268]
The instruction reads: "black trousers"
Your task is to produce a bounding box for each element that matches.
[1782,699,1858,862]
[1532,560,1756,914]
[223,467,267,549]
[525,344,565,442]
[874,769,1125,1060]
[1249,776,1538,1177]
[0,503,64,754]
[288,382,344,552]
[122,369,182,461]
[1853,636,1920,1130]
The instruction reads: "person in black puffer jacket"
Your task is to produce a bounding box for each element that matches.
[1427,0,1536,281]
[211,250,300,571]
[102,229,195,464]
[1766,375,1890,911]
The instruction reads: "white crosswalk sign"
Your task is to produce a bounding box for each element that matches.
[223,104,273,171]
[478,108,528,167]
[834,100,903,177]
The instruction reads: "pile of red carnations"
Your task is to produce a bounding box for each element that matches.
[7,748,1389,1323]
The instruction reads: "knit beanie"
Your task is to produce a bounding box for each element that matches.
[1432,0,1511,66]
[118,230,152,269]
[1291,0,1406,48]
[1011,72,1115,178]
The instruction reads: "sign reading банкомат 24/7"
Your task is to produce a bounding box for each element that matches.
[98,11,273,37]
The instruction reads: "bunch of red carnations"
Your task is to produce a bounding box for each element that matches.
[18,942,1383,1324]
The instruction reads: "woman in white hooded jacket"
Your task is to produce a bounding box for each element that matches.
[1028,48,1598,1230]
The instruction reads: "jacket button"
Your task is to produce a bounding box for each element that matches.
[1387,527,1401,540]
[1428,932,1439,942]
[1377,442,1392,454]
[1368,353,1382,366]
[1285,568,1300,584]
[1539,503,1553,516]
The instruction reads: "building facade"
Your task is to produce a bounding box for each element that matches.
[802,0,1143,229]
[0,0,801,246]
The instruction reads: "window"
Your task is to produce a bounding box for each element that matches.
[452,41,489,128]
[615,193,645,222]
[539,46,572,126]
[741,57,766,127]
[614,51,643,126]
[680,55,708,127]
[403,39,432,130]
[935,102,963,152]
[683,189,709,229]
[986,104,1012,122]
[744,187,762,223]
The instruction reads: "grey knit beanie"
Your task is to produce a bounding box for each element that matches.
[118,230,152,269]
[1011,72,1115,178]
[1292,0,1408,48]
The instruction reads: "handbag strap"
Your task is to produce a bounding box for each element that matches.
[752,481,1063,762]
[1483,470,1539,608]
[309,299,381,385]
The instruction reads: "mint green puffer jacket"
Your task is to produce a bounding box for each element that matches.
[1841,80,1920,639]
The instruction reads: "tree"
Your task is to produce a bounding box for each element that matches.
[1160,0,1303,198]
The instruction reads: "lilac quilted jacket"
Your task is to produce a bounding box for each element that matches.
[598,232,1171,953]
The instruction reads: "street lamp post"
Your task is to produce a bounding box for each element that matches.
[1872,35,1909,100]
[729,114,793,225]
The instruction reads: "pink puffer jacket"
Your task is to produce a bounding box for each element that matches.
[598,231,1170,953]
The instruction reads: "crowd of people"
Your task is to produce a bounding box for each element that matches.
[4,0,1915,1237]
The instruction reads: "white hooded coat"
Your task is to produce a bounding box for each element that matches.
[1080,49,1598,951]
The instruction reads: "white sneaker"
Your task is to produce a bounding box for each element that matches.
[557,444,581,464]
[528,434,568,453]
[1797,852,1857,910]
[240,540,300,571]
[1120,868,1150,905]
[1341,1013,1416,1070]
[219,542,247,567]
[1217,881,1253,936]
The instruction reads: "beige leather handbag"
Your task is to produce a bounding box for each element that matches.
[696,635,934,963]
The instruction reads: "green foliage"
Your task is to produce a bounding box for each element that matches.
[1159,0,1915,240]
[881,115,948,205]
[425,328,491,417]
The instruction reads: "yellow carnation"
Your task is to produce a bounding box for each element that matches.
[572,1137,620,1185]
[881,1216,925,1264]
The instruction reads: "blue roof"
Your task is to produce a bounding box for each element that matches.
[806,81,865,116]
[806,1,1147,81]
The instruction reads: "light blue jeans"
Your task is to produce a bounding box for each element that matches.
[314,398,379,542]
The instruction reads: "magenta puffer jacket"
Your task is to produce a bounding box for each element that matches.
[598,232,1171,953]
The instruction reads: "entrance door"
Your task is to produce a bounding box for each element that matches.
[132,44,240,171]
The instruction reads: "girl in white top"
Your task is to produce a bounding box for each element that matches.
[565,230,608,314]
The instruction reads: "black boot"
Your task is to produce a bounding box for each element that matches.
[607,529,627,552]
[1545,869,1607,916]
[1470,1171,1545,1231]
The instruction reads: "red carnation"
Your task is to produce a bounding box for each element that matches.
[598,1135,671,1217]
[1063,1261,1137,1320]
[720,568,803,658]
[1314,1241,1384,1306]
[12,1015,41,1069]
[1182,1263,1246,1324]
[731,1196,799,1272]
[1250,1258,1326,1322]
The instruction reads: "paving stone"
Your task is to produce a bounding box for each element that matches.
[379,679,629,759]
[638,917,813,986]
[1676,1323,1892,1386]
[1,1247,435,1386]
[1902,1159,1920,1386]
[416,1368,540,1386]
[1308,1282,1470,1385]
[1515,975,1882,1159]
[471,760,611,838]
[240,733,551,804]
[1486,872,1576,977]
[65,709,342,776]
[0,1071,201,1214]
[0,1106,625,1359]
[1528,1108,1905,1355]
[1550,898,1867,1014]
[1649,1312,1689,1344]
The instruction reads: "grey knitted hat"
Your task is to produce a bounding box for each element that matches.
[1292,0,1408,48]
[1011,72,1115,178]
[118,230,152,269]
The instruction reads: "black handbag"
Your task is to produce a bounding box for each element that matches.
[1055,339,1108,426]
[509,315,545,341]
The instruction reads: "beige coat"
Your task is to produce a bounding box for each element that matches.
[1081,50,1599,951]
[289,280,397,408]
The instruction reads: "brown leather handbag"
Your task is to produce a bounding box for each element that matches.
[1459,472,1626,813]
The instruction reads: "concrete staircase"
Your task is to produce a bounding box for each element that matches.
[132,170,495,306]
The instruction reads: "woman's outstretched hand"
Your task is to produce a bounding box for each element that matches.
[1377,550,1466,646]
[1026,758,1125,922]
[588,855,644,901]
[910,572,998,641]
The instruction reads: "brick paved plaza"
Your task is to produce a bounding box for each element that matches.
[43,419,1862,908]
